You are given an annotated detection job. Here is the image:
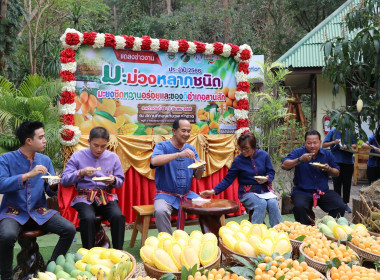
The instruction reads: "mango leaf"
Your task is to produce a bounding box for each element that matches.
[295,235,306,241]
[160,273,176,280]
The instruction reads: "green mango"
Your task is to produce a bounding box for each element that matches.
[56,270,71,280]
[327,220,338,231]
[74,252,83,262]
[319,224,334,238]
[70,269,81,278]
[322,215,335,225]
[85,264,92,273]
[79,271,93,279]
[337,217,349,226]
[46,261,56,273]
[63,262,75,274]
[56,255,66,267]
[54,264,64,275]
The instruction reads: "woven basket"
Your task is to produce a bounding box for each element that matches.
[290,239,303,258]
[299,243,328,273]
[347,241,380,262]
[326,270,332,280]
[311,268,328,280]
[324,234,347,245]
[143,248,221,280]
[123,251,137,280]
[219,238,292,265]
[369,231,380,237]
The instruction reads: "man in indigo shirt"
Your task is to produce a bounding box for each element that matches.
[61,127,125,249]
[282,130,345,225]
[322,128,356,213]
[0,121,76,280]
[151,117,205,233]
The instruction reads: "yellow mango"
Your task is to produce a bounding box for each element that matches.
[167,242,183,270]
[199,240,218,266]
[152,249,178,272]
[201,233,217,244]
[180,246,199,270]
[97,99,116,116]
[221,234,237,251]
[140,245,155,266]
[273,238,291,255]
[92,115,117,135]
[173,229,189,241]
[144,236,159,249]
[234,241,256,257]
[114,105,137,117]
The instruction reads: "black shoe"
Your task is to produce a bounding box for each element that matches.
[345,204,352,213]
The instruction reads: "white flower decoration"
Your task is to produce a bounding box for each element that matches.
[132,37,143,51]
[115,36,126,49]
[187,42,197,54]
[60,28,83,50]
[168,41,179,53]
[61,81,76,92]
[234,109,249,120]
[93,33,106,48]
[59,125,81,146]
[204,43,214,55]
[150,39,160,52]
[61,62,77,73]
[221,44,232,57]
[235,71,248,83]
[59,103,76,115]
[235,91,248,101]
[235,127,250,138]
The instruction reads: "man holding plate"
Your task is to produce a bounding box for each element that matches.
[282,130,345,225]
[150,117,205,233]
[61,127,125,249]
[0,121,76,280]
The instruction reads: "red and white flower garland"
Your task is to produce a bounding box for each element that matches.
[59,28,252,145]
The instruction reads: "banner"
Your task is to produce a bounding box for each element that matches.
[74,47,239,135]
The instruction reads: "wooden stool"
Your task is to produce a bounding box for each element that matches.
[130,205,155,248]
[13,230,46,280]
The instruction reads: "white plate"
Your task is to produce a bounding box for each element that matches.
[309,162,325,167]
[92,176,112,181]
[188,162,204,169]
[41,175,60,180]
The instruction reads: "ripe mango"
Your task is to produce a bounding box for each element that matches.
[199,240,218,266]
[234,240,255,257]
[152,249,178,272]
[80,90,89,104]
[97,99,117,116]
[114,105,137,117]
[168,242,183,270]
[140,245,155,267]
[200,124,209,134]
[92,114,117,135]
[180,246,199,270]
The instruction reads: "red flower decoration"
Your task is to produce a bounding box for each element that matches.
[229,44,240,57]
[159,39,169,51]
[194,41,206,53]
[213,42,224,55]
[238,62,249,74]
[60,70,75,82]
[60,129,74,141]
[237,119,249,129]
[65,32,80,46]
[83,32,97,45]
[141,36,152,50]
[240,49,252,61]
[105,33,116,48]
[60,49,76,63]
[178,40,189,52]
[60,91,75,105]
[237,99,249,110]
[237,81,250,93]
[123,35,135,49]
[61,114,74,125]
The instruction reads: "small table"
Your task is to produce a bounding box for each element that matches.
[181,199,239,236]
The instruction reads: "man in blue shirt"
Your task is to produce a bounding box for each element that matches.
[0,121,76,280]
[282,130,345,225]
[150,118,205,233]
[322,128,356,213]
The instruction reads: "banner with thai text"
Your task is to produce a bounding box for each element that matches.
[74,46,239,135]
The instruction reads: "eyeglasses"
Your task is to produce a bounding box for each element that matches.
[239,146,251,152]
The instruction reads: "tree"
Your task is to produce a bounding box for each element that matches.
[0,74,63,169]
[323,0,380,139]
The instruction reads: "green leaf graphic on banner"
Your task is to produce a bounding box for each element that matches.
[94,111,116,123]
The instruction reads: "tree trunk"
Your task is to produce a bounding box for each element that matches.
[166,0,171,15]
[223,0,229,43]
[0,0,8,74]
[113,4,118,32]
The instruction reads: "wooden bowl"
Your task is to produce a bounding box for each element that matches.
[143,248,221,280]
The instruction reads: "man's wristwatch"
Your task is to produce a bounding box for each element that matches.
[297,157,303,164]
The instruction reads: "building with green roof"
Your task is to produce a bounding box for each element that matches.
[276,0,359,137]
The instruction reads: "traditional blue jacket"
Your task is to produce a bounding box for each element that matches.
[0,149,58,225]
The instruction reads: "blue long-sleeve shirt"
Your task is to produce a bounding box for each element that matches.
[213,150,275,198]
[367,135,380,167]
[0,149,58,225]
[323,128,355,164]
[282,146,339,197]
[151,140,200,209]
